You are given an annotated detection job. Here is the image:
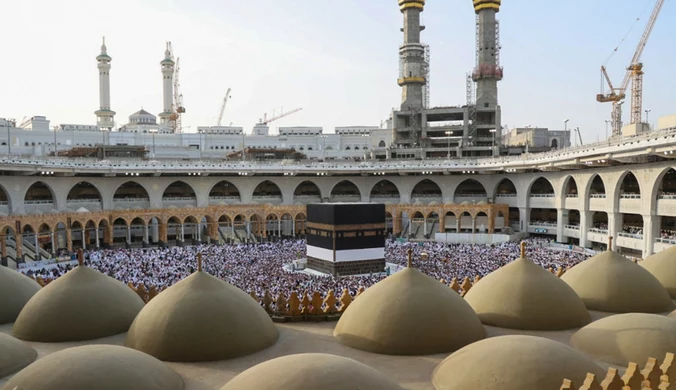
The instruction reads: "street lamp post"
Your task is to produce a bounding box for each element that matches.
[445,131,451,159]
[605,120,610,140]
[7,123,11,155]
[564,119,570,147]
[645,109,652,129]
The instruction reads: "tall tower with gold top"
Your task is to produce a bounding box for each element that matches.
[472,0,503,109]
[398,0,426,111]
[95,37,115,130]
[158,43,175,127]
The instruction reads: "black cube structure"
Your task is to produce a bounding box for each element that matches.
[306,203,386,276]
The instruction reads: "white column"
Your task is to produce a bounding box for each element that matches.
[556,209,565,243]
[643,215,656,258]
[579,211,590,248]
[34,234,39,260]
[144,225,149,243]
[519,207,529,233]
[180,224,185,242]
[197,223,201,241]
[95,227,100,248]
[277,220,281,237]
[292,219,296,236]
[126,226,131,244]
[472,218,477,234]
[608,212,620,251]
[423,219,427,235]
[51,232,56,257]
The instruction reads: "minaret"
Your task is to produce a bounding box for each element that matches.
[95,37,115,130]
[472,0,503,109]
[398,0,426,111]
[158,42,175,126]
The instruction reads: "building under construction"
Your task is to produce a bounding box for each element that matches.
[391,0,503,158]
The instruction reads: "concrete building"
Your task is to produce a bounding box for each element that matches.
[502,127,571,150]
[391,0,502,159]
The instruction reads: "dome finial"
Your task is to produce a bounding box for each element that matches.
[608,236,613,252]
[520,241,526,258]
[77,248,84,267]
[407,249,413,268]
[197,252,203,272]
[100,36,107,54]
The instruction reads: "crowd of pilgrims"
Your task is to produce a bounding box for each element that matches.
[19,238,590,299]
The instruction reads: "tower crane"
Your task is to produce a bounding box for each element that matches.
[597,0,664,137]
[168,44,186,133]
[216,88,231,126]
[258,107,303,125]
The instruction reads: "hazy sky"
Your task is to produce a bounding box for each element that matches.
[1,0,674,142]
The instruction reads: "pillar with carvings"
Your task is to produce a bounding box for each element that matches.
[15,232,23,259]
[66,228,73,252]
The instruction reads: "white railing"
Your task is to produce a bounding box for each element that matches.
[564,225,580,230]
[619,232,643,239]
[590,194,606,198]
[495,194,517,198]
[411,194,443,198]
[658,194,676,200]
[162,197,196,201]
[656,237,676,245]
[530,194,555,198]
[455,193,488,198]
[252,195,283,200]
[24,200,54,205]
[369,194,400,198]
[619,193,641,199]
[0,201,7,205]
[66,199,101,205]
[566,194,579,198]
[588,228,609,234]
[209,196,240,200]
[529,222,557,227]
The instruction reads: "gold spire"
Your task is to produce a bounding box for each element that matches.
[407,249,413,268]
[608,236,613,252]
[77,248,84,267]
[520,241,526,258]
[197,252,202,272]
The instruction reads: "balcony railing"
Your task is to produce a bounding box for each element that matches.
[564,225,580,230]
[588,228,609,234]
[658,194,676,200]
[619,193,641,199]
[566,194,578,198]
[590,194,606,198]
[162,197,196,201]
[495,194,517,198]
[656,237,676,245]
[530,194,555,198]
[24,200,54,205]
[529,222,557,228]
[619,232,643,239]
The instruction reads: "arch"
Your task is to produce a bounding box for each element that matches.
[615,171,642,202]
[588,174,607,197]
[67,181,103,209]
[130,217,146,226]
[454,179,487,199]
[252,180,282,200]
[412,211,425,219]
[113,217,128,227]
[427,211,439,219]
[568,210,581,226]
[411,179,442,201]
[370,180,400,200]
[113,181,150,200]
[209,180,241,202]
[564,176,578,197]
[378,140,386,148]
[38,223,51,233]
[218,215,232,223]
[162,181,196,200]
[654,167,676,201]
[592,211,609,231]
[494,178,517,198]
[551,138,558,149]
[295,212,307,236]
[24,181,55,202]
[330,180,361,200]
[0,183,11,211]
[621,214,644,238]
[529,208,557,225]
[528,177,555,196]
[183,215,198,224]
[293,181,322,203]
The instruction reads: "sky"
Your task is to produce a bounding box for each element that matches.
[1,0,674,143]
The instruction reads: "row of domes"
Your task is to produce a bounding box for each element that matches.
[2,244,676,388]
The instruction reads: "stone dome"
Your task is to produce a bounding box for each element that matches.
[220,353,403,390]
[333,267,485,355]
[432,335,605,390]
[641,246,676,298]
[126,270,278,362]
[2,345,183,390]
[12,265,145,342]
[570,313,676,366]
[464,255,590,330]
[560,250,674,313]
[0,266,41,324]
[671,309,676,319]
[0,333,36,378]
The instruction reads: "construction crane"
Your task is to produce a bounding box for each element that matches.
[597,0,664,137]
[216,88,231,126]
[168,43,186,133]
[259,107,303,125]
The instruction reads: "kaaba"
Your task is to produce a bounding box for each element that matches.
[306,203,386,276]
